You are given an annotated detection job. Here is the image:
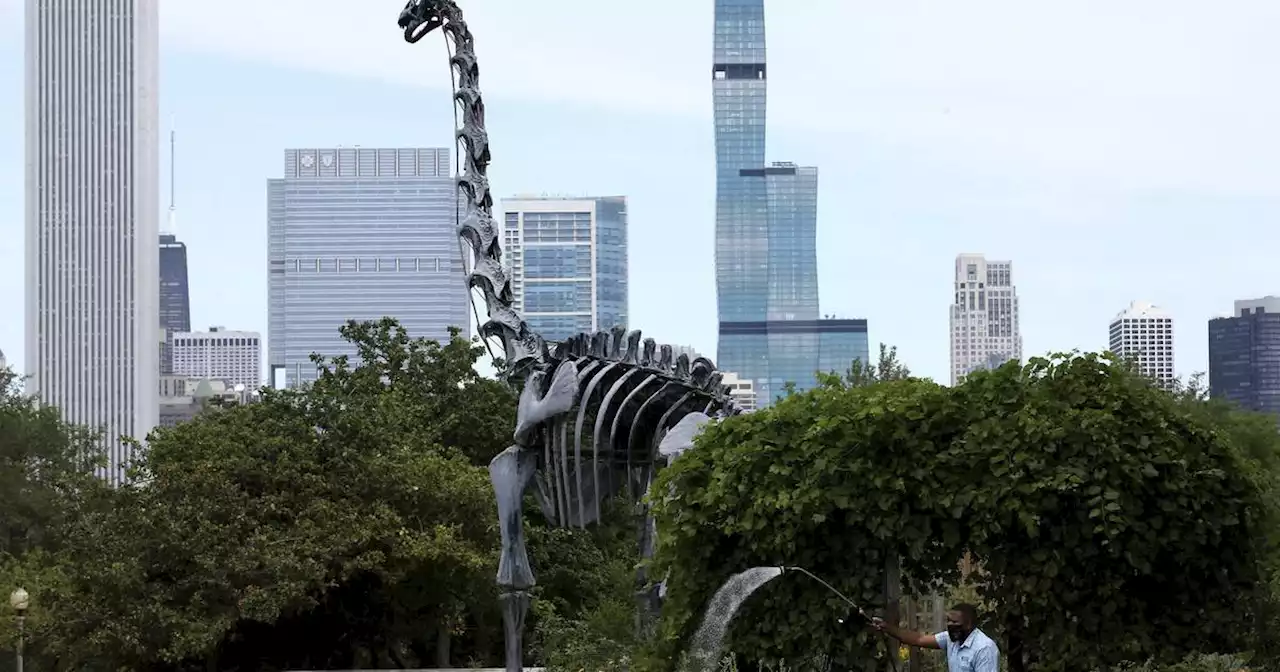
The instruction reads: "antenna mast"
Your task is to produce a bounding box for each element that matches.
[166,120,177,234]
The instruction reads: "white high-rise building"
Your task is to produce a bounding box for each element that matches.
[1108,301,1175,388]
[721,371,758,413]
[172,327,263,390]
[949,254,1022,386]
[24,0,161,483]
[501,196,628,343]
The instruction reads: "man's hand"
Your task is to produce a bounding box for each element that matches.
[871,616,888,632]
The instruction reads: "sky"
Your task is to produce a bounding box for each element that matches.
[2,0,1279,384]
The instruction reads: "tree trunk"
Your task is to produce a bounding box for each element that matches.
[436,623,453,669]
[906,596,921,672]
[884,554,901,672]
[1005,611,1025,672]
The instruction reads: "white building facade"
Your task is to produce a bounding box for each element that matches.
[1109,301,1175,388]
[172,327,262,390]
[721,371,758,413]
[24,0,161,483]
[949,254,1022,386]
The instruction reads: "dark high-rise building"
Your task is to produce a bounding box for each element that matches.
[1209,296,1280,418]
[712,0,867,404]
[159,234,191,374]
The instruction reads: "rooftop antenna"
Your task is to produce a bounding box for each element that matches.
[164,118,177,235]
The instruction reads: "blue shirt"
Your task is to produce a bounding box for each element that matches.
[934,628,999,672]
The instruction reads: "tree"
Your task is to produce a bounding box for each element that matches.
[647,353,1273,671]
[843,343,912,387]
[0,367,108,557]
[27,320,508,670]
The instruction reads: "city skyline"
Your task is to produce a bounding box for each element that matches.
[22,0,160,483]
[2,1,1278,387]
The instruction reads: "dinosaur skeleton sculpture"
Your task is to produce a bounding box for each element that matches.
[397,1,740,669]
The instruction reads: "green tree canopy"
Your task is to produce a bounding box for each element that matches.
[22,320,505,670]
[0,367,107,557]
[649,353,1274,671]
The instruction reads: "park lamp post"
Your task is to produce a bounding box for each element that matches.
[9,588,27,672]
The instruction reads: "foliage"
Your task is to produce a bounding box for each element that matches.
[0,367,108,557]
[1108,653,1255,672]
[842,343,912,387]
[10,320,508,670]
[531,499,645,672]
[650,353,1275,671]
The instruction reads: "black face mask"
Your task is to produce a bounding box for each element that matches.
[947,624,970,644]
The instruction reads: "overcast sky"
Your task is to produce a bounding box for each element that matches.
[2,0,1278,383]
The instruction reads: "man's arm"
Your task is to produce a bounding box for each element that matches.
[871,618,941,649]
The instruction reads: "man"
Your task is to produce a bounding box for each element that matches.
[871,603,1000,672]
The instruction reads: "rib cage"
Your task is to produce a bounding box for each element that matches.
[530,325,734,527]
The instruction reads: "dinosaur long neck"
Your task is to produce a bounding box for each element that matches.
[442,5,545,380]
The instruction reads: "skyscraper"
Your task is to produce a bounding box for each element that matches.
[500,196,628,343]
[159,128,191,374]
[267,147,468,388]
[158,234,191,374]
[949,254,1022,385]
[1108,301,1175,388]
[712,0,867,404]
[1209,296,1280,417]
[24,0,160,483]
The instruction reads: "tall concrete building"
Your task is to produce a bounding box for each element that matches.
[950,254,1022,386]
[268,147,468,387]
[159,234,191,374]
[712,0,867,404]
[172,327,262,390]
[1108,301,1175,388]
[1209,296,1280,418]
[500,196,628,343]
[24,0,160,483]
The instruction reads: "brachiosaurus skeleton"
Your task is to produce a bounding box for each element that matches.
[397,2,740,669]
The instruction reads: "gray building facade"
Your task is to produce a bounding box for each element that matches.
[267,147,469,387]
[1209,296,1280,419]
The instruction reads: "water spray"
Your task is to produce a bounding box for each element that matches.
[783,567,900,672]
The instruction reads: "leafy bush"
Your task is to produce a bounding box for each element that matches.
[649,354,1274,671]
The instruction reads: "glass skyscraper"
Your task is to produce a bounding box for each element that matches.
[713,0,867,404]
[158,233,191,374]
[267,147,469,388]
[501,196,628,343]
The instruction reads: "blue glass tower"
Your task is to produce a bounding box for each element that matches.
[713,0,867,404]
